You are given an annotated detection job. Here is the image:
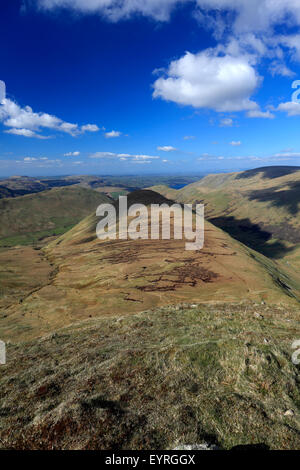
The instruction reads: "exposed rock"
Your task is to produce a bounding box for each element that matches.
[284,409,295,417]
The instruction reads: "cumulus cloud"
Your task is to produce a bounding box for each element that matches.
[90,151,116,159]
[193,1,300,34]
[272,152,300,158]
[33,1,300,68]
[104,130,122,138]
[219,118,233,127]
[157,146,177,152]
[153,50,261,112]
[197,150,300,164]
[198,153,225,161]
[277,101,300,116]
[35,0,189,22]
[64,151,80,156]
[0,80,6,103]
[31,1,300,120]
[247,109,275,119]
[0,98,100,138]
[183,135,195,140]
[34,1,300,34]
[230,141,241,146]
[81,124,100,132]
[90,151,159,163]
[4,128,50,139]
[14,157,63,168]
[150,2,300,117]
[269,61,295,78]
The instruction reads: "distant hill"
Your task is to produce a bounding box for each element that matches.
[151,166,300,271]
[0,186,111,247]
[0,175,202,200]
[1,189,299,343]
[0,176,75,198]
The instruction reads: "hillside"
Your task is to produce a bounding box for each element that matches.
[1,188,300,450]
[151,166,300,270]
[1,301,300,450]
[1,190,299,343]
[0,175,202,201]
[0,186,111,247]
[0,176,75,198]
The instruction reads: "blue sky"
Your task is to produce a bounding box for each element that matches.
[1,0,300,176]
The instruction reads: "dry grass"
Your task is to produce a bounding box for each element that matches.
[0,301,299,450]
[1,211,299,343]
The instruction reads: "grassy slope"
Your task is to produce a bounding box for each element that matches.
[0,301,300,449]
[0,186,111,247]
[1,191,300,343]
[151,167,300,268]
[1,189,300,450]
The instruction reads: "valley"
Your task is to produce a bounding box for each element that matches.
[0,168,300,450]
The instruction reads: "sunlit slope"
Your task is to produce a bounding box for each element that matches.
[151,166,300,265]
[1,190,299,342]
[1,301,300,450]
[0,186,111,247]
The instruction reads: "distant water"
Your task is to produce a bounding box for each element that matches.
[169,184,188,190]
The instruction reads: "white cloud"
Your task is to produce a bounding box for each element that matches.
[4,128,50,139]
[34,1,300,34]
[230,141,241,146]
[64,151,80,156]
[81,124,100,132]
[197,151,300,164]
[277,35,300,61]
[30,1,300,122]
[194,1,300,35]
[153,50,261,112]
[247,109,275,119]
[269,61,295,78]
[90,151,117,158]
[198,153,225,161]
[90,152,159,163]
[277,101,300,116]
[272,152,300,158]
[183,135,195,140]
[0,80,6,103]
[104,130,122,138]
[157,145,177,152]
[219,118,233,127]
[33,1,300,69]
[247,151,300,162]
[0,98,99,138]
[35,0,190,22]
[14,157,63,167]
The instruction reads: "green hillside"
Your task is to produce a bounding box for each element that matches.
[1,188,300,450]
[151,166,300,270]
[0,186,111,247]
[1,301,300,450]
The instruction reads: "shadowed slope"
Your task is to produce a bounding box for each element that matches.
[151,167,300,270]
